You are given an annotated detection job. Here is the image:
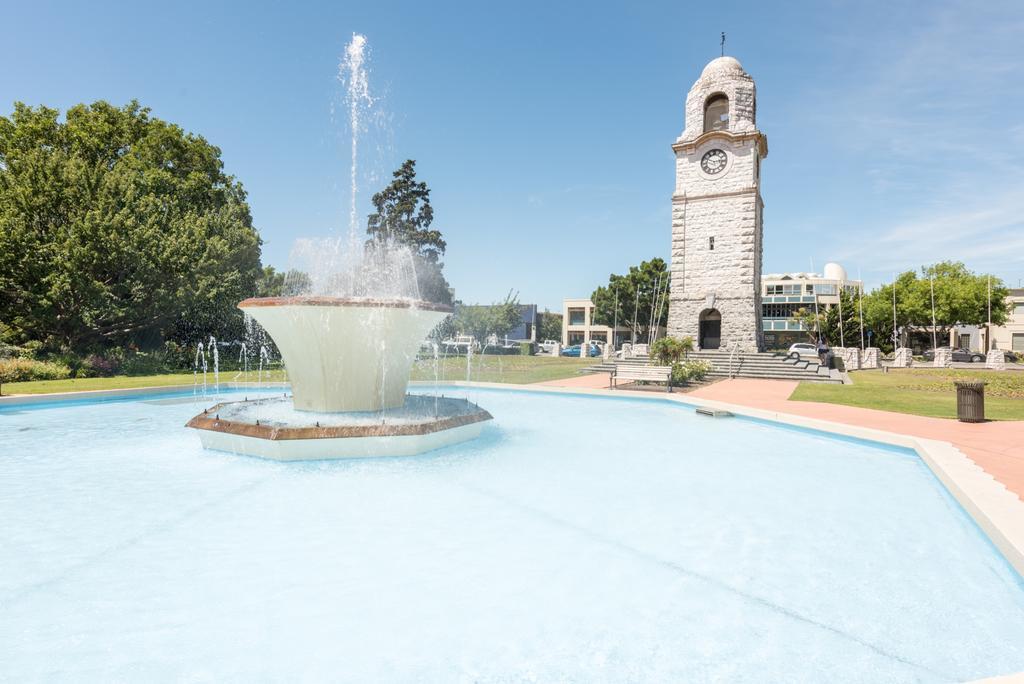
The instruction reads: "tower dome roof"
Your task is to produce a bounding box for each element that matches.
[677,54,762,145]
[700,56,746,79]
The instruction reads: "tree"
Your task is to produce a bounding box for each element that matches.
[590,258,670,343]
[538,310,562,342]
[861,262,1008,351]
[255,266,312,297]
[861,270,922,352]
[453,291,521,342]
[919,261,1009,333]
[366,159,452,304]
[0,101,262,351]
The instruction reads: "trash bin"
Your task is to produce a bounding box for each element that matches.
[954,381,986,423]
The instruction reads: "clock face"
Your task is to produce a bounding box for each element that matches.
[701,148,728,175]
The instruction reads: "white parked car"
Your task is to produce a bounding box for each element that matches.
[441,335,478,354]
[537,340,559,354]
[788,342,818,357]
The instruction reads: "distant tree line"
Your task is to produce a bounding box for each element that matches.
[791,261,1010,351]
[585,256,1009,354]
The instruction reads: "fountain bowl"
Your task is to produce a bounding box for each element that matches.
[186,395,492,461]
[187,296,494,460]
[239,296,452,413]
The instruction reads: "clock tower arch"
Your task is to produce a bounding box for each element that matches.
[667,56,767,351]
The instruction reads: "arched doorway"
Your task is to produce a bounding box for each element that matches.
[699,309,721,349]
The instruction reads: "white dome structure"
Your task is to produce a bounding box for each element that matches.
[700,56,746,78]
[823,262,848,282]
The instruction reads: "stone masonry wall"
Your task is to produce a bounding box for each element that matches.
[667,189,761,351]
[835,347,860,370]
[986,349,1006,370]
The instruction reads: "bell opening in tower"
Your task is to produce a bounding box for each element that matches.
[703,94,729,133]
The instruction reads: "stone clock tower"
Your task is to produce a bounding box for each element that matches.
[666,56,767,352]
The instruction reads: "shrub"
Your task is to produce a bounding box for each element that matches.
[651,336,694,366]
[670,359,712,386]
[0,343,24,359]
[0,358,72,383]
[161,341,194,371]
[81,353,121,377]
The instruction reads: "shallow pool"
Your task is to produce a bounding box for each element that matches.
[1,387,1022,682]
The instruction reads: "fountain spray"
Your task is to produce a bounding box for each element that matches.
[186,34,489,460]
[340,33,372,243]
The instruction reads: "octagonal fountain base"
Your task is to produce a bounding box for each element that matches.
[187,395,492,461]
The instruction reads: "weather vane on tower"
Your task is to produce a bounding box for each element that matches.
[720,32,726,57]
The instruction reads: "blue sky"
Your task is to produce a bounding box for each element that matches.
[3,0,1022,309]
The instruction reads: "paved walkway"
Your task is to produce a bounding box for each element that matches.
[533,373,613,389]
[535,374,1024,502]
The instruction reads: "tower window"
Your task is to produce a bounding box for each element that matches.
[709,236,715,250]
[704,94,729,133]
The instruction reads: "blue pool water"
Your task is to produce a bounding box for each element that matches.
[1,386,1023,682]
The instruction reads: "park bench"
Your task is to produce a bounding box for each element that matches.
[611,365,673,391]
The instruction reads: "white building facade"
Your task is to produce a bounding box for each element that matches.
[992,288,1024,354]
[761,262,863,350]
[561,298,633,349]
[667,56,767,352]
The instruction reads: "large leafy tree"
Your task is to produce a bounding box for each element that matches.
[0,101,262,351]
[590,258,670,343]
[366,159,452,304]
[861,262,1008,351]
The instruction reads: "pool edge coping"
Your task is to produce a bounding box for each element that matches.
[0,382,287,405]
[4,379,1023,584]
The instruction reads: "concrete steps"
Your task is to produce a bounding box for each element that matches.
[688,350,843,383]
[585,351,843,384]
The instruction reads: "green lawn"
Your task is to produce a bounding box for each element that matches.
[0,370,288,395]
[410,355,592,384]
[790,369,1024,421]
[0,355,592,396]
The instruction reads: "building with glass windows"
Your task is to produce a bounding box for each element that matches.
[761,262,863,350]
[561,298,643,350]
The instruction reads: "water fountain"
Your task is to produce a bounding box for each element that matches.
[186,35,492,460]
[185,290,491,460]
